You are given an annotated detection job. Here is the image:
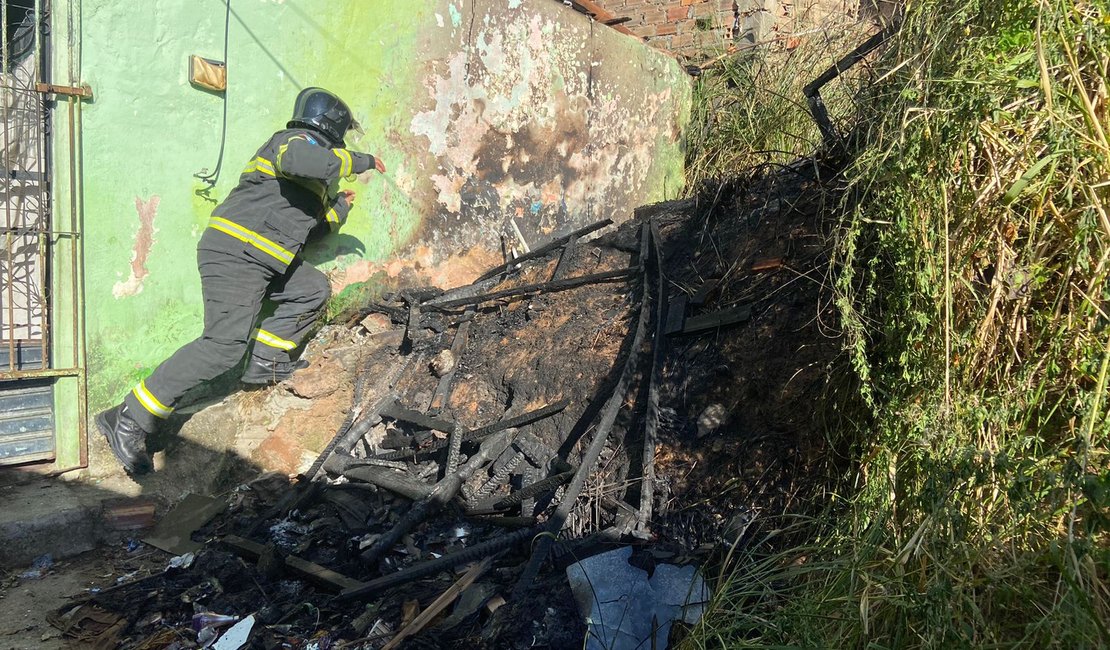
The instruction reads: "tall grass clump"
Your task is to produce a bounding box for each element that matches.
[685,1,1110,647]
[685,24,872,182]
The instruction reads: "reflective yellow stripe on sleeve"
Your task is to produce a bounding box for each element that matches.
[333,148,353,178]
[325,207,340,225]
[254,328,297,351]
[132,380,173,419]
[207,217,295,266]
[243,156,278,177]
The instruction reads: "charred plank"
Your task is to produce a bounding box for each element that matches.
[475,219,613,282]
[422,268,637,312]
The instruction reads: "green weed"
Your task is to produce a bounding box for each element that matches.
[684,1,1110,647]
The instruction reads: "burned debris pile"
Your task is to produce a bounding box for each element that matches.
[53,161,840,649]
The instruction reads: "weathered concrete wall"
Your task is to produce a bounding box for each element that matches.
[75,0,690,414]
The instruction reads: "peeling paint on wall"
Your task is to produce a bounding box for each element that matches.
[112,195,160,299]
[409,7,686,252]
[77,0,688,411]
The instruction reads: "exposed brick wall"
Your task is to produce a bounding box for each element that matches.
[587,0,862,58]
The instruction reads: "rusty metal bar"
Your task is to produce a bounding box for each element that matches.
[37,0,50,380]
[566,1,636,36]
[3,0,14,374]
[33,82,92,99]
[0,366,81,381]
[0,228,79,237]
[76,81,90,469]
[67,96,77,374]
[34,0,41,81]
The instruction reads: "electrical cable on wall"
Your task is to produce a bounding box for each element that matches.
[195,0,231,187]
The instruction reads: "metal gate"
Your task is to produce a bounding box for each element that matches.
[0,0,86,468]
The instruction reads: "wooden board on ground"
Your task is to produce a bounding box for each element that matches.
[222,535,365,592]
[678,304,753,335]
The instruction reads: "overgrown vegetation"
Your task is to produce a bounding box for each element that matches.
[684,1,1109,647]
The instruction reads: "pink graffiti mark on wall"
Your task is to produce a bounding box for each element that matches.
[113,195,160,299]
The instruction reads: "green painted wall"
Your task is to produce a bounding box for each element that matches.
[68,0,690,418]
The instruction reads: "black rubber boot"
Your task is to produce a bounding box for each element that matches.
[95,404,153,475]
[241,355,309,385]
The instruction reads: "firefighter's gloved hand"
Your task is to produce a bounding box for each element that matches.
[339,189,356,206]
[351,152,386,175]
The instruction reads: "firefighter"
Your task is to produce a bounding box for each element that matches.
[96,87,386,475]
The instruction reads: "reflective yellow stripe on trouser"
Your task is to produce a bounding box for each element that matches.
[207,217,295,266]
[132,379,174,419]
[254,328,297,351]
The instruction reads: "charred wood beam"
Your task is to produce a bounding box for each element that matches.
[487,468,575,511]
[381,401,455,433]
[422,267,637,312]
[551,235,578,281]
[360,432,515,566]
[519,465,541,517]
[511,224,654,600]
[639,219,667,534]
[428,312,474,414]
[468,400,570,440]
[324,456,435,501]
[469,448,525,505]
[475,218,613,282]
[222,535,364,592]
[339,526,539,601]
[370,400,570,462]
[444,424,464,477]
[512,430,558,468]
[803,21,901,148]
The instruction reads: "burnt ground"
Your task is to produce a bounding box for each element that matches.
[25,158,851,649]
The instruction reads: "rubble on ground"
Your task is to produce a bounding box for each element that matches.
[47,159,840,649]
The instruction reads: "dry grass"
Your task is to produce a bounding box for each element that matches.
[682,0,1110,647]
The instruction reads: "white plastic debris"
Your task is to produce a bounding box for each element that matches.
[212,614,255,650]
[566,547,709,650]
[167,552,196,570]
[20,554,54,580]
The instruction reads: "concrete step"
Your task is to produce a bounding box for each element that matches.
[0,477,166,570]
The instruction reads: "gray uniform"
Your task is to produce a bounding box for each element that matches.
[124,129,375,431]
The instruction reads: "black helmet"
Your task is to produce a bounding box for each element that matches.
[288,87,362,147]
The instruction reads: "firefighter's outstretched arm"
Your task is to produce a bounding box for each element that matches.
[275,134,379,182]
